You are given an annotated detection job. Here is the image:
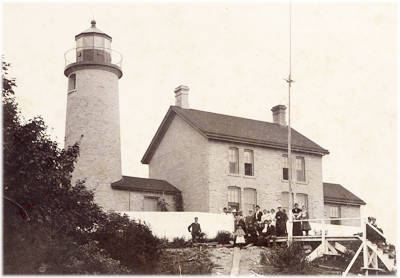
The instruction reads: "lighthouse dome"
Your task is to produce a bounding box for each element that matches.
[75,20,112,41]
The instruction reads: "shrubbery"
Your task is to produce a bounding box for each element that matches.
[2,60,160,274]
[170,237,191,248]
[213,230,232,244]
[260,243,312,274]
[93,212,161,273]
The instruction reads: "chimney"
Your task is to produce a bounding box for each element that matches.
[174,85,189,109]
[271,105,287,126]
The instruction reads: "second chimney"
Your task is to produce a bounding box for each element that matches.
[271,105,287,126]
[174,85,189,109]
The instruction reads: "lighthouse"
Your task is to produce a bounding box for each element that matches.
[64,20,123,210]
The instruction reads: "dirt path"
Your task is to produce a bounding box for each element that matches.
[208,247,234,275]
[238,246,270,275]
[209,245,273,276]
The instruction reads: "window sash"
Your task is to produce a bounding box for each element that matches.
[244,188,256,212]
[229,148,239,174]
[228,187,240,203]
[244,163,253,176]
[329,206,340,218]
[282,154,288,180]
[244,150,254,176]
[296,156,305,182]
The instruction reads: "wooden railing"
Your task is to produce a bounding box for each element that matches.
[287,217,391,276]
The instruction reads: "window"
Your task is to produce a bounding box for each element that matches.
[281,191,294,214]
[282,154,289,180]
[244,150,254,176]
[228,186,241,211]
[329,205,341,225]
[229,147,239,174]
[296,156,306,182]
[68,74,76,91]
[296,193,308,209]
[244,188,257,213]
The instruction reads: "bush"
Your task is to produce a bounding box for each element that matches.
[260,243,312,274]
[170,237,190,248]
[2,60,161,274]
[213,230,232,244]
[93,212,161,274]
[3,220,130,274]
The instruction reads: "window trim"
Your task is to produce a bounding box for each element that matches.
[68,73,77,92]
[281,153,308,184]
[243,187,257,212]
[295,156,306,182]
[228,186,241,210]
[243,149,254,176]
[228,147,239,175]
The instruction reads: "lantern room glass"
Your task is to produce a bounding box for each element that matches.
[76,35,111,63]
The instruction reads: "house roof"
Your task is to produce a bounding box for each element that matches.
[323,182,366,205]
[111,176,181,194]
[142,106,329,164]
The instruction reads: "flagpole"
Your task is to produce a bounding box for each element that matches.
[286,0,294,245]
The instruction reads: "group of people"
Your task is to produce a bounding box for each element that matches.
[187,203,312,246]
[224,203,311,248]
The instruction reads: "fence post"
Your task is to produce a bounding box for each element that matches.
[321,219,326,254]
[362,218,369,273]
[288,219,293,246]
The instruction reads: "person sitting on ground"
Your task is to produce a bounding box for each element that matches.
[188,217,201,243]
[262,219,276,247]
[301,205,311,236]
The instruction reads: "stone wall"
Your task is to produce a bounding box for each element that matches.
[207,140,325,218]
[149,115,209,212]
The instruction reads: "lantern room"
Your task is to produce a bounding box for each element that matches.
[75,20,112,63]
[64,20,122,78]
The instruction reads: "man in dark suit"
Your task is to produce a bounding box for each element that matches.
[254,205,263,234]
[188,217,201,243]
[275,206,286,236]
[263,220,276,247]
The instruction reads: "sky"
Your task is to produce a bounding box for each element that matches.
[2,1,398,242]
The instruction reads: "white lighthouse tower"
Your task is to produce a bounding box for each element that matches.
[64,20,123,210]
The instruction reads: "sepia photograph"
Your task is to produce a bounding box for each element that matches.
[2,0,397,275]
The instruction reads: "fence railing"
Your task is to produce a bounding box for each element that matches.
[287,217,390,276]
[64,47,123,68]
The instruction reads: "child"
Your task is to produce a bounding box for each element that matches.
[235,224,246,249]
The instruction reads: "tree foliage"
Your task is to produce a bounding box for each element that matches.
[2,59,160,274]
